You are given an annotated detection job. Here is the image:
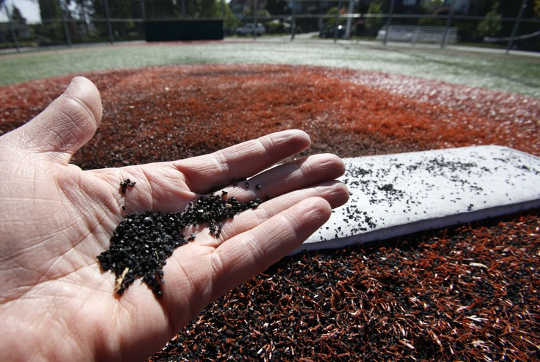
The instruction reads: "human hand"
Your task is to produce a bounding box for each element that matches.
[0,77,348,361]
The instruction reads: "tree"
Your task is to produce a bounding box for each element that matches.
[38,0,62,20]
[535,0,540,17]
[90,0,135,39]
[477,1,501,37]
[37,0,65,44]
[421,0,444,13]
[143,0,224,19]
[72,0,93,20]
[92,0,133,19]
[265,0,288,15]
[223,2,239,31]
[143,0,169,19]
[71,0,93,35]
[199,0,220,18]
[365,0,383,33]
[11,5,27,24]
[325,7,346,28]
[3,3,28,43]
[243,7,271,19]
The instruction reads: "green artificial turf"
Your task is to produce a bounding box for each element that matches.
[1,40,539,97]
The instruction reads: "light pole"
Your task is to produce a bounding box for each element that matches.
[507,0,528,54]
[383,0,394,46]
[290,0,296,41]
[60,0,72,47]
[253,0,258,40]
[441,0,455,49]
[334,0,343,42]
[345,0,355,40]
[103,0,113,44]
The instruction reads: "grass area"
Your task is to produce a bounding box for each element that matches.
[1,39,539,97]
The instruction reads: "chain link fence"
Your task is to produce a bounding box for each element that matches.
[1,0,539,53]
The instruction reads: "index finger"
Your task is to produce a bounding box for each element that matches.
[172,130,311,193]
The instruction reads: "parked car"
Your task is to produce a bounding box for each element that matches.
[319,24,345,39]
[236,23,266,36]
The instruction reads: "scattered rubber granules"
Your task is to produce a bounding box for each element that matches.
[97,192,260,297]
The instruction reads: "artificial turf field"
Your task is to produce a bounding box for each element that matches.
[1,40,539,360]
[1,39,540,97]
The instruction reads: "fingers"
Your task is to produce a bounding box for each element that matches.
[209,197,332,298]
[173,130,311,194]
[10,76,102,163]
[95,151,345,215]
[218,153,345,201]
[203,181,349,246]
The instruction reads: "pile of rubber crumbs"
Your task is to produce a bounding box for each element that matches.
[97,191,260,297]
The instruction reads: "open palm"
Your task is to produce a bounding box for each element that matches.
[0,77,348,361]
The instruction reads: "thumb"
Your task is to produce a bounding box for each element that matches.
[12,76,102,163]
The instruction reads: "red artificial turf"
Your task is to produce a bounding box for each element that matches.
[0,64,538,360]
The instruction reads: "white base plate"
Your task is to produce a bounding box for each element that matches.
[299,146,540,252]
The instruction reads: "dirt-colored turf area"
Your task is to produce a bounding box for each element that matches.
[1,64,538,360]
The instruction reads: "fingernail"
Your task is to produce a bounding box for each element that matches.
[64,76,82,95]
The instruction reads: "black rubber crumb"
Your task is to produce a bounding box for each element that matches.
[120,178,136,194]
[97,191,261,298]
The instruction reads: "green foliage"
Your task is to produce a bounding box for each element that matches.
[365,1,382,33]
[325,7,346,28]
[35,23,64,45]
[223,3,240,30]
[243,6,271,19]
[144,0,226,19]
[477,1,501,37]
[418,16,445,26]
[35,0,65,45]
[144,0,180,18]
[199,0,220,18]
[534,0,540,17]
[265,0,288,15]
[38,0,62,20]
[421,0,444,12]
[11,5,27,24]
[90,0,139,40]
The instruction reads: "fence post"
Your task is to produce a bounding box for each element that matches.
[80,0,90,35]
[180,0,186,16]
[3,1,20,52]
[103,0,114,44]
[345,0,354,40]
[221,0,225,35]
[140,0,146,19]
[383,0,394,45]
[290,0,296,41]
[253,0,258,40]
[441,0,455,49]
[506,0,527,54]
[60,0,72,47]
[333,0,342,42]
[140,0,145,40]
